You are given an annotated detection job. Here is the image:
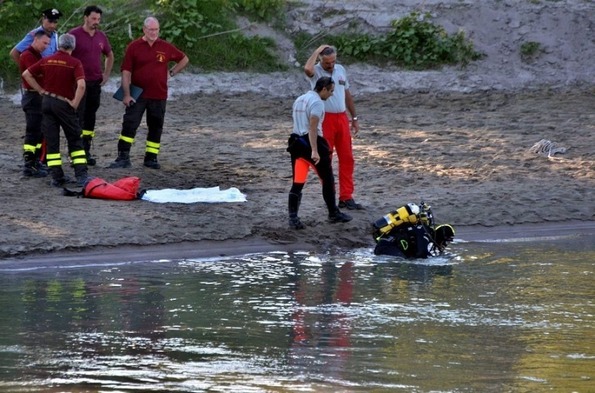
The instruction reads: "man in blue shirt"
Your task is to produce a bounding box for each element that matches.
[10,8,62,64]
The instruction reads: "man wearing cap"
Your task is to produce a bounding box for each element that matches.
[70,5,114,166]
[22,33,90,188]
[10,8,62,63]
[18,30,51,178]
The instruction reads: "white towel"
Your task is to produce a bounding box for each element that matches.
[141,186,247,203]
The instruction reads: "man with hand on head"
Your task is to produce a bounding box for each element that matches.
[108,16,189,170]
[305,45,364,210]
[70,5,114,166]
[10,8,62,63]
[287,76,352,229]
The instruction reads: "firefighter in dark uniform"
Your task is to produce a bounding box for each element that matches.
[22,33,89,187]
[19,30,51,177]
[108,16,189,170]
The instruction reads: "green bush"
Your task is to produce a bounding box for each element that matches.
[520,41,542,61]
[234,0,285,21]
[0,0,286,89]
[321,12,483,69]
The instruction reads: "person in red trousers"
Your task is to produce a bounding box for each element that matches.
[304,45,364,210]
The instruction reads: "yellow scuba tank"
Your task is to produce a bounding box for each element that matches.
[373,203,420,236]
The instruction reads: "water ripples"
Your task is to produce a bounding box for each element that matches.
[0,238,592,392]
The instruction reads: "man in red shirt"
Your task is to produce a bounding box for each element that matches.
[19,30,51,177]
[109,16,189,169]
[22,33,89,187]
[70,5,114,166]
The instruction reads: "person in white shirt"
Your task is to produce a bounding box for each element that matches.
[286,77,352,229]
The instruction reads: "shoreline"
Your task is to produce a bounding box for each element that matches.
[1,88,593,260]
[2,220,593,268]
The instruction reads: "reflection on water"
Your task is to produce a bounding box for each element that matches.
[0,236,593,392]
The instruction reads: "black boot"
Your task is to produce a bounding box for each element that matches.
[34,149,47,170]
[82,137,96,166]
[328,208,353,223]
[49,167,73,188]
[143,152,160,169]
[73,164,90,187]
[108,150,131,168]
[288,192,305,229]
[23,152,47,177]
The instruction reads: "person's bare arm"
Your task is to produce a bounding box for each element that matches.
[121,70,133,106]
[10,48,21,65]
[308,115,320,164]
[22,70,44,94]
[304,45,329,78]
[70,79,86,110]
[345,89,359,136]
[101,51,114,86]
[169,55,189,77]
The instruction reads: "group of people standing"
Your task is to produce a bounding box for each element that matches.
[12,6,188,186]
[13,7,363,230]
[11,7,452,257]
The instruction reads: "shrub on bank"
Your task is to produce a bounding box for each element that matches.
[0,0,286,88]
[298,12,483,70]
[1,2,482,89]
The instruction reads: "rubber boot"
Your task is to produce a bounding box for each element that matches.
[23,151,47,177]
[74,164,89,187]
[108,150,131,168]
[34,148,47,171]
[288,192,305,229]
[49,167,69,187]
[82,137,96,166]
[143,152,160,169]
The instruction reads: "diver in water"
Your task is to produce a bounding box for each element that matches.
[372,202,455,258]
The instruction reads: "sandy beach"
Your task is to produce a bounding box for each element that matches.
[0,0,593,259]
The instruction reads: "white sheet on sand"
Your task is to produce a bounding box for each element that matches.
[141,186,247,203]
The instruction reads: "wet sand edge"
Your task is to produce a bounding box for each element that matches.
[1,220,593,268]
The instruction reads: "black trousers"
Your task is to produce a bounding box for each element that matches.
[78,80,102,133]
[118,97,167,153]
[21,91,43,153]
[41,96,85,167]
[288,133,337,214]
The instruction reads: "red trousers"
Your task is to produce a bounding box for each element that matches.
[322,112,354,201]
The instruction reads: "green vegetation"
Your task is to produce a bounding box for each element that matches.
[1,2,483,89]
[0,0,286,88]
[520,41,542,61]
[306,12,483,70]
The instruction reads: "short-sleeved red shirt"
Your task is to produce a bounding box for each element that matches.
[19,46,43,90]
[70,26,112,82]
[27,51,85,99]
[121,37,185,100]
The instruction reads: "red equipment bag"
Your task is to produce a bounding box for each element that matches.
[83,177,141,200]
[63,177,142,200]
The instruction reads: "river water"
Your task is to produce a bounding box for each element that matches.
[0,236,593,392]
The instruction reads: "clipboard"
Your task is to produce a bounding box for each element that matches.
[113,84,143,101]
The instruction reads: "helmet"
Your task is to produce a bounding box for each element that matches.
[407,203,420,215]
[434,224,455,246]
